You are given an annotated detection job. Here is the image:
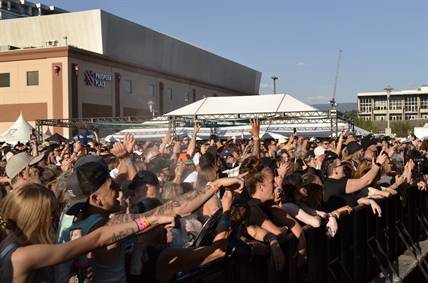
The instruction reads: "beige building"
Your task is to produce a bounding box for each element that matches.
[357,86,428,124]
[0,9,261,138]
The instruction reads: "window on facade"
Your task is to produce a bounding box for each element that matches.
[422,114,428,119]
[359,98,371,113]
[125,80,132,93]
[184,91,189,102]
[0,73,10,87]
[27,71,39,86]
[405,114,416,120]
[421,96,428,109]
[167,88,172,100]
[373,98,387,110]
[148,84,154,97]
[405,96,417,112]
[390,114,402,121]
[389,97,402,110]
[374,115,386,121]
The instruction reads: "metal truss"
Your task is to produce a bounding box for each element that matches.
[36,110,354,139]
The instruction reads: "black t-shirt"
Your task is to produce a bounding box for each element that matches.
[323,177,358,211]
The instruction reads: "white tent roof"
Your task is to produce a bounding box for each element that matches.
[0,114,35,144]
[166,94,317,116]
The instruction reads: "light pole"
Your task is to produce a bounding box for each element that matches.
[271,76,278,94]
[147,100,155,119]
[384,85,393,136]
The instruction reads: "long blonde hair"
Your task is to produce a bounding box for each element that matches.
[0,183,57,245]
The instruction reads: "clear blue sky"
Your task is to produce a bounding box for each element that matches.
[43,0,428,104]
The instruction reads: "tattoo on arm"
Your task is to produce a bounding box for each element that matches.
[111,227,136,242]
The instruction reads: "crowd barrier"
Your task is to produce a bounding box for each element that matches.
[176,187,428,283]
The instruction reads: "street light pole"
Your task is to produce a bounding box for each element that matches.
[384,85,393,136]
[271,76,278,94]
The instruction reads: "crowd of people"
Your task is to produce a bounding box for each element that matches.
[0,118,427,283]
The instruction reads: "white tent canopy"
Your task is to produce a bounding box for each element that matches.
[166,93,318,116]
[0,114,36,144]
[107,94,369,141]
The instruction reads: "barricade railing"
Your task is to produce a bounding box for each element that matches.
[235,187,428,283]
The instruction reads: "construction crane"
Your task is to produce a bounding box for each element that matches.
[330,50,342,110]
[330,50,342,137]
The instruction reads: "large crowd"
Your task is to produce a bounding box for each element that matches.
[0,118,427,283]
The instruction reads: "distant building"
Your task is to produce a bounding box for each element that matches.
[0,0,66,20]
[357,86,428,122]
[0,8,261,137]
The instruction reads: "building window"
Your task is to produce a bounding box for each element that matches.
[148,84,154,97]
[27,71,39,86]
[405,114,416,120]
[422,114,428,119]
[373,98,387,110]
[0,73,10,87]
[359,98,371,113]
[389,97,402,110]
[184,91,189,102]
[125,80,132,93]
[374,115,386,121]
[405,96,417,112]
[421,96,428,109]
[390,114,402,121]
[167,88,172,100]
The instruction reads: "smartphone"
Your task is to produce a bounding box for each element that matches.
[274,168,279,177]
[326,227,334,239]
[293,128,297,134]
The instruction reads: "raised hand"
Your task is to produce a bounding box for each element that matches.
[123,133,136,154]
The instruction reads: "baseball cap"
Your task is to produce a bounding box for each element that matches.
[5,152,44,179]
[129,170,159,191]
[282,173,314,192]
[74,154,108,169]
[219,149,234,159]
[121,180,135,199]
[65,162,110,215]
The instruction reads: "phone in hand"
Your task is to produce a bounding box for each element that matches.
[326,227,334,239]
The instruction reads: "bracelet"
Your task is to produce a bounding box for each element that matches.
[394,182,399,188]
[72,152,78,155]
[253,137,260,140]
[125,161,133,167]
[208,182,219,193]
[173,152,179,155]
[220,220,231,226]
[140,216,150,228]
[267,236,277,243]
[189,133,196,138]
[177,172,182,176]
[135,218,146,231]
[375,162,382,167]
[368,199,371,205]
[322,213,328,219]
[403,174,407,178]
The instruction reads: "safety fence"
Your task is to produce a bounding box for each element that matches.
[237,187,428,283]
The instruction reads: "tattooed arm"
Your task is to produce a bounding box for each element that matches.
[107,176,245,225]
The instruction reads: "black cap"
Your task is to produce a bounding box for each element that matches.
[346,141,363,155]
[361,134,378,150]
[129,170,159,190]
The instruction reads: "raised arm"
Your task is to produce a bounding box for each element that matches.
[345,153,387,193]
[249,118,260,158]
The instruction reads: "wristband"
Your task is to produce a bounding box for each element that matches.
[368,199,371,205]
[403,174,407,178]
[140,216,150,228]
[394,182,399,188]
[267,236,277,243]
[173,152,179,155]
[253,137,260,140]
[72,152,78,155]
[322,213,328,219]
[375,162,382,167]
[220,220,230,226]
[125,161,133,167]
[135,218,146,231]
[208,182,219,193]
[189,133,196,138]
[177,172,182,176]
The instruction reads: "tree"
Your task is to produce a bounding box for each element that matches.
[391,121,413,137]
[345,110,380,133]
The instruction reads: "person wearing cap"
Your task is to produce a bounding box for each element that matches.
[263,138,278,159]
[343,141,363,169]
[5,152,44,189]
[361,134,379,160]
[281,173,338,237]
[128,170,163,203]
[322,152,387,215]
[55,162,178,283]
[147,156,174,186]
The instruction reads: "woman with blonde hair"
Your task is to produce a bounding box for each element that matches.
[0,183,176,283]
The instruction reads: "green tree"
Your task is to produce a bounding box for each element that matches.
[391,121,413,137]
[345,110,380,133]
